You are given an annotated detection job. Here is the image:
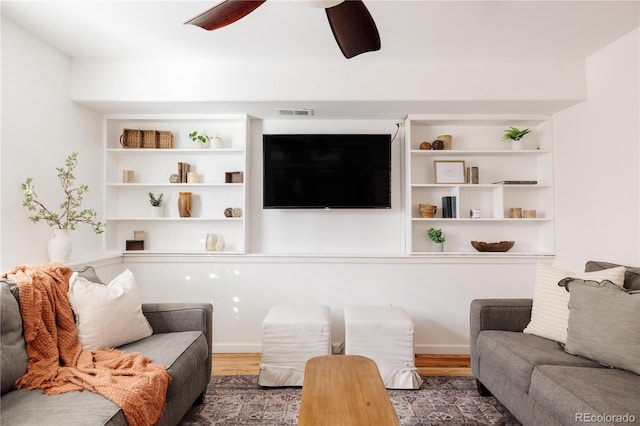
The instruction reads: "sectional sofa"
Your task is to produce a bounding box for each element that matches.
[470,261,640,426]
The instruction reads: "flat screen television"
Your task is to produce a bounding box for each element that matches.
[263,134,391,209]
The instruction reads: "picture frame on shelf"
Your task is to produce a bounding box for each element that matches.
[434,160,466,184]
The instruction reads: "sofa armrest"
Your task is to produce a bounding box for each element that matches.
[142,303,213,376]
[469,299,532,377]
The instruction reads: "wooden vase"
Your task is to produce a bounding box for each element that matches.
[178,192,192,217]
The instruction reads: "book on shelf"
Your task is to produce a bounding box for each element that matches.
[178,162,191,183]
[492,180,538,185]
[442,196,457,218]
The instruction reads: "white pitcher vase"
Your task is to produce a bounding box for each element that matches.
[48,229,72,263]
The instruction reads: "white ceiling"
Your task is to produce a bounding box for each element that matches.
[3,0,638,61]
[2,0,639,117]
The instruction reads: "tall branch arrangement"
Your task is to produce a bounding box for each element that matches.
[21,152,105,234]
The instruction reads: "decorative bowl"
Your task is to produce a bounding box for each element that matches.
[419,204,437,218]
[471,240,515,252]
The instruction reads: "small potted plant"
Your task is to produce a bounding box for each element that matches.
[426,228,445,252]
[188,131,211,148]
[502,127,531,150]
[148,192,164,217]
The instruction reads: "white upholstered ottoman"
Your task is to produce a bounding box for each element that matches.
[344,305,422,389]
[258,305,331,387]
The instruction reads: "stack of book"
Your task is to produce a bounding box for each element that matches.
[178,162,191,183]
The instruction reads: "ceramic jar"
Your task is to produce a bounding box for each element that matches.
[206,234,217,251]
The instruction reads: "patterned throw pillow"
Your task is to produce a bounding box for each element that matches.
[585,260,640,291]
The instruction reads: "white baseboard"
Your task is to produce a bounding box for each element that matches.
[213,343,470,355]
[213,343,262,353]
[414,344,470,355]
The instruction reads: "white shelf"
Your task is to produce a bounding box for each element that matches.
[405,115,555,256]
[411,183,550,188]
[410,251,555,257]
[107,148,244,154]
[410,149,549,156]
[104,114,249,253]
[107,183,243,187]
[122,250,245,256]
[411,218,552,222]
[106,217,243,221]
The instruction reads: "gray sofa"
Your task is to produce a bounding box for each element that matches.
[470,261,640,426]
[0,277,213,426]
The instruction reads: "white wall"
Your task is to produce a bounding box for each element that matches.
[2,17,638,354]
[0,17,104,271]
[553,28,640,271]
[250,119,404,254]
[71,58,586,106]
[112,256,538,354]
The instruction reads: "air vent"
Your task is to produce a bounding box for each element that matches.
[276,108,314,117]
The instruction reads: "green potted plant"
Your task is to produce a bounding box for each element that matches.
[148,192,164,217]
[502,127,531,150]
[188,131,211,148]
[426,228,445,252]
[21,152,104,263]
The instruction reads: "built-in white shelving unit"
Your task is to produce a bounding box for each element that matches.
[104,114,249,254]
[405,115,555,256]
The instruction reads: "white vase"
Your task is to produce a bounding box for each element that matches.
[432,242,444,252]
[205,234,217,251]
[48,229,72,263]
[211,137,224,149]
[511,139,524,150]
[150,206,163,217]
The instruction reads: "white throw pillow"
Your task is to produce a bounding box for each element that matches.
[68,269,153,350]
[522,263,625,343]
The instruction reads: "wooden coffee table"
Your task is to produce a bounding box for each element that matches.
[298,355,400,426]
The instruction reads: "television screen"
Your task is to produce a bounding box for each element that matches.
[263,134,391,209]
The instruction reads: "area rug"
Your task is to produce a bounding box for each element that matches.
[179,375,520,425]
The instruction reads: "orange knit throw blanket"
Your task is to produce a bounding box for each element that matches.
[3,263,170,426]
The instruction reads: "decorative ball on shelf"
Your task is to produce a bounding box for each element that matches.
[224,207,233,218]
[231,207,243,218]
[419,141,432,150]
[431,139,445,150]
[169,173,180,183]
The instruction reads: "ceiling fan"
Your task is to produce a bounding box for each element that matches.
[184,0,381,59]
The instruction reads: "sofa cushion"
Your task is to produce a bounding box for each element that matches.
[476,330,604,394]
[0,280,28,395]
[68,269,153,350]
[523,263,625,344]
[73,265,105,284]
[117,331,207,400]
[560,278,640,375]
[585,260,640,291]
[530,365,640,426]
[0,386,126,426]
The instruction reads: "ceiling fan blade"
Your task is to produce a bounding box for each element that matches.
[325,0,380,59]
[185,0,266,31]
